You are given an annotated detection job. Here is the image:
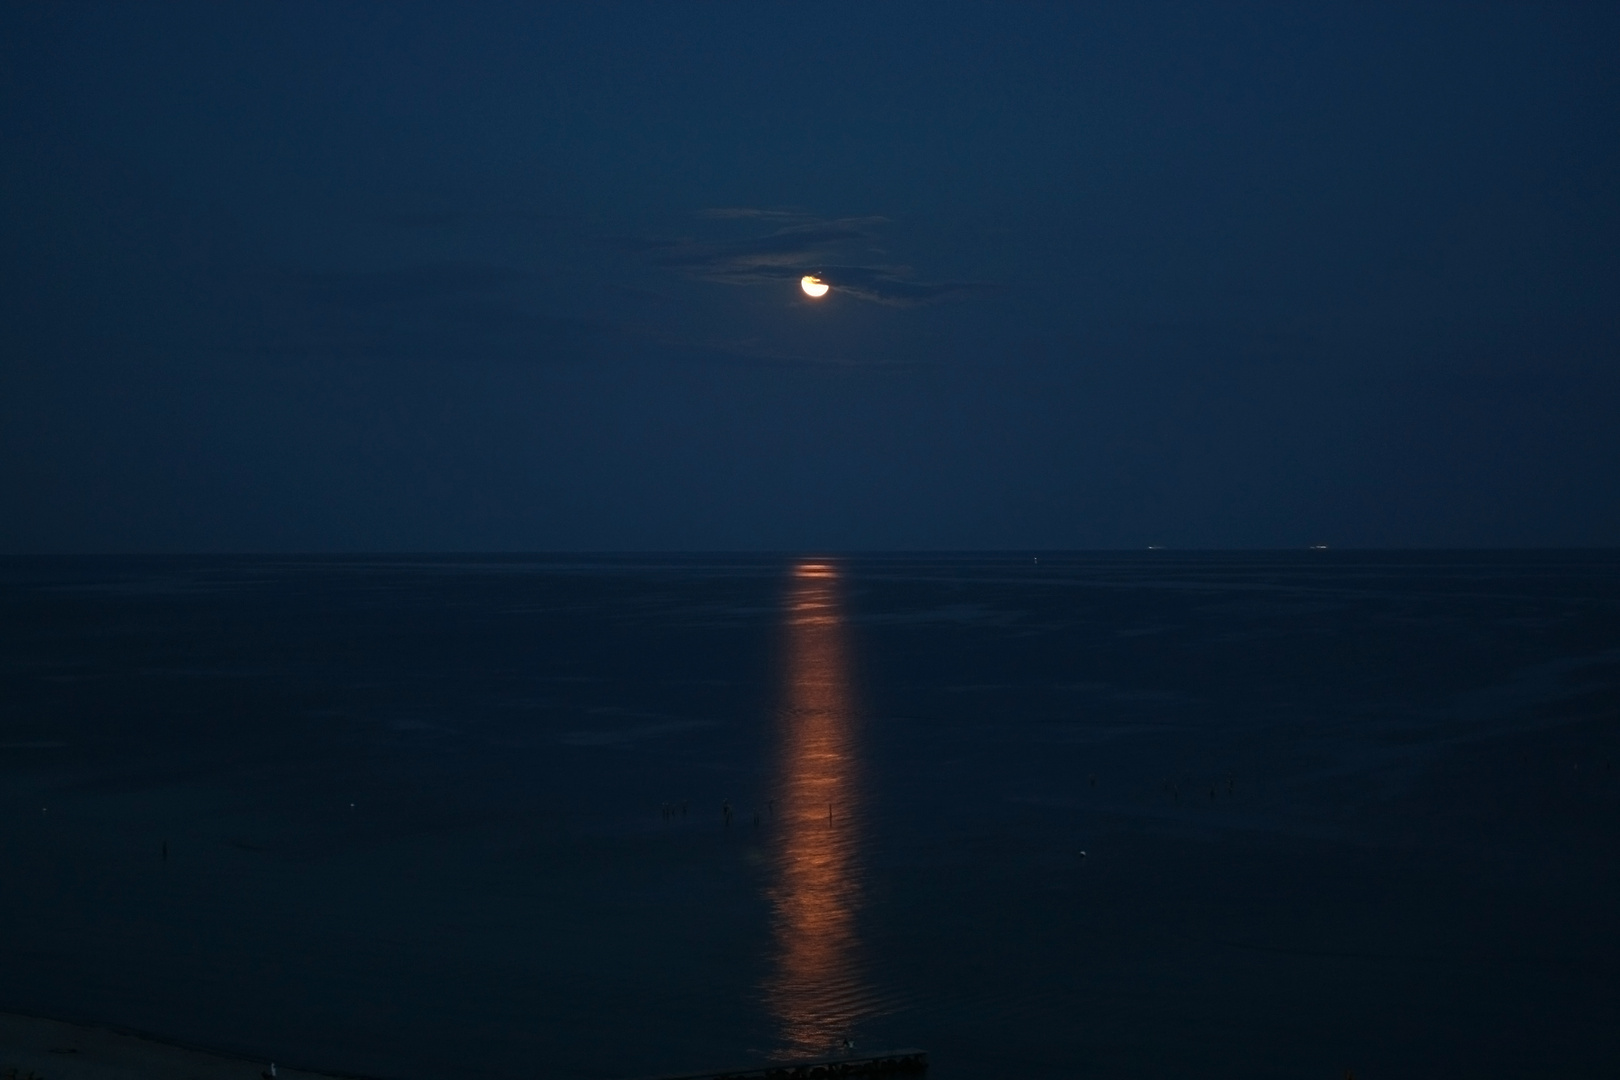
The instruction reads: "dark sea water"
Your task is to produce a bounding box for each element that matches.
[2,553,1618,1080]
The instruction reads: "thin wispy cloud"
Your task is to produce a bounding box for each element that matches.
[649,211,984,307]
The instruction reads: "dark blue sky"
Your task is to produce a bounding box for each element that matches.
[3,2,1617,551]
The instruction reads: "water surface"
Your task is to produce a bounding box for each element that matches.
[1,552,1617,1078]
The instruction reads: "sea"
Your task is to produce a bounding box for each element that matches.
[1,553,1617,1079]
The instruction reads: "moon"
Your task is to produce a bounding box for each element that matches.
[800,274,829,298]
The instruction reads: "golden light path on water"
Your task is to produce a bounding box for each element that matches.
[764,561,875,1057]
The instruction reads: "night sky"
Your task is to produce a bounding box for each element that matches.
[3,2,1617,552]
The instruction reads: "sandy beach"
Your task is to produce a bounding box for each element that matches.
[0,1013,362,1080]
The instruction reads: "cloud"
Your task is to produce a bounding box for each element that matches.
[652,217,884,277]
[811,265,987,306]
[648,211,983,307]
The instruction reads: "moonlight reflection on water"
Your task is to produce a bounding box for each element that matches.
[765,561,872,1056]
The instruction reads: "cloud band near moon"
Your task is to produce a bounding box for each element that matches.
[645,212,985,306]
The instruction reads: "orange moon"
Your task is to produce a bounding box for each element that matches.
[800,275,830,298]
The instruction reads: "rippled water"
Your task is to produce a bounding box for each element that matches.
[2,553,1618,1079]
[766,562,900,1058]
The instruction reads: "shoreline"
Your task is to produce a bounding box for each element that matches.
[0,1011,376,1080]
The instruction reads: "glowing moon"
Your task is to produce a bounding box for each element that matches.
[800,275,829,298]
